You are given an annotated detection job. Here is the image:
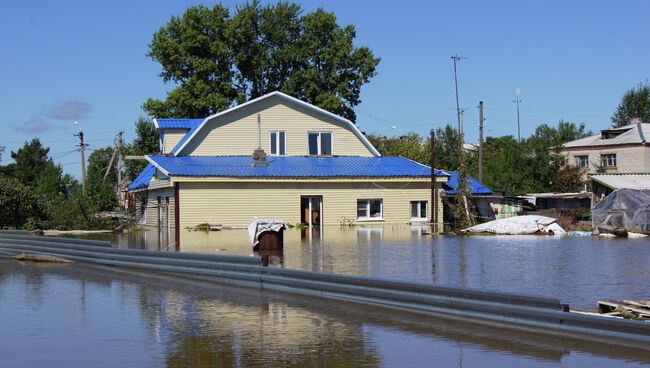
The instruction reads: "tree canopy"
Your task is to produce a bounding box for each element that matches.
[611,83,650,128]
[144,2,380,122]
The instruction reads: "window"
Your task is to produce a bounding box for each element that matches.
[308,132,332,155]
[574,155,588,168]
[601,154,617,167]
[269,131,286,155]
[410,201,428,220]
[357,199,383,220]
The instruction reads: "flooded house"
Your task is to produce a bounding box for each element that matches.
[128,92,449,245]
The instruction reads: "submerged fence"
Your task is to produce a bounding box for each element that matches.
[1,230,649,349]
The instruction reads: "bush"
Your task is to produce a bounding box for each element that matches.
[42,193,115,231]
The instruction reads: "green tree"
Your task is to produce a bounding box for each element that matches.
[611,83,650,128]
[86,147,118,211]
[145,2,380,122]
[0,177,45,229]
[9,138,69,199]
[124,117,160,180]
[10,138,51,187]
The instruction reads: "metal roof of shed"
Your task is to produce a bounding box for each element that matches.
[589,173,650,190]
[145,155,448,179]
[442,171,493,195]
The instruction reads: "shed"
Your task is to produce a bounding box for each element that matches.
[589,173,650,207]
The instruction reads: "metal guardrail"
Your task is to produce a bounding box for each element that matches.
[1,231,649,348]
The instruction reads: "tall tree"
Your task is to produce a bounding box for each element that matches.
[7,139,71,200]
[145,2,380,122]
[145,5,236,118]
[10,139,51,187]
[611,83,650,128]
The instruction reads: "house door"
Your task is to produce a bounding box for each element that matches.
[301,196,323,228]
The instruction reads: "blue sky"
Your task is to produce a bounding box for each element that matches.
[1,0,649,178]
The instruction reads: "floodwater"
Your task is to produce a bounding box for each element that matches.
[2,257,650,367]
[96,225,650,310]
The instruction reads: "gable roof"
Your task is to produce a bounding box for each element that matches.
[145,155,448,179]
[153,118,204,130]
[442,171,493,195]
[563,122,649,148]
[169,91,381,157]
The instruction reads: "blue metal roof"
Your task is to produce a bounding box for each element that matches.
[147,155,448,178]
[128,163,156,190]
[443,171,493,195]
[155,118,204,130]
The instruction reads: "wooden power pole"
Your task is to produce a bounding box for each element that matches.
[430,129,438,233]
[74,127,88,191]
[478,101,484,183]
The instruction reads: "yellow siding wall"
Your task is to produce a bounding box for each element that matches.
[180,96,374,156]
[162,129,189,154]
[177,181,444,229]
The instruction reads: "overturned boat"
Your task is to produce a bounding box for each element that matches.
[462,215,566,235]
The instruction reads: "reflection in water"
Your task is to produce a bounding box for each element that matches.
[68,225,650,309]
[1,259,649,367]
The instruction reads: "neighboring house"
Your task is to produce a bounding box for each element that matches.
[560,121,650,176]
[129,92,449,246]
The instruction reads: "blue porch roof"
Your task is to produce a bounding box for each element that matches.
[443,171,493,195]
[146,155,448,179]
[128,163,156,191]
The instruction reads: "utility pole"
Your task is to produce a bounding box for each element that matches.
[478,101,484,183]
[74,122,88,191]
[116,131,124,195]
[451,54,467,136]
[514,88,522,142]
[430,129,437,233]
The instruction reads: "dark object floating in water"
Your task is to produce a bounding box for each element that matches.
[12,253,74,263]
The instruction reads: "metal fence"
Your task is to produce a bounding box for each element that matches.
[1,230,649,349]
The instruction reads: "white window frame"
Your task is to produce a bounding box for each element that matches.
[410,200,428,221]
[357,199,383,221]
[601,153,617,167]
[574,155,588,168]
[307,131,333,156]
[269,130,286,155]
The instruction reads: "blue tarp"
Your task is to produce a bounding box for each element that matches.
[146,155,448,179]
[443,171,493,195]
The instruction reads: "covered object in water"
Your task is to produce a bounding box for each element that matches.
[248,219,286,250]
[462,215,566,235]
[592,189,650,235]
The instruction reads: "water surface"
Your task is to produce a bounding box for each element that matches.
[97,226,650,309]
[1,258,649,367]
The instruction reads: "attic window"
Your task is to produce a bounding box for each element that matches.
[308,132,332,155]
[601,128,630,140]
